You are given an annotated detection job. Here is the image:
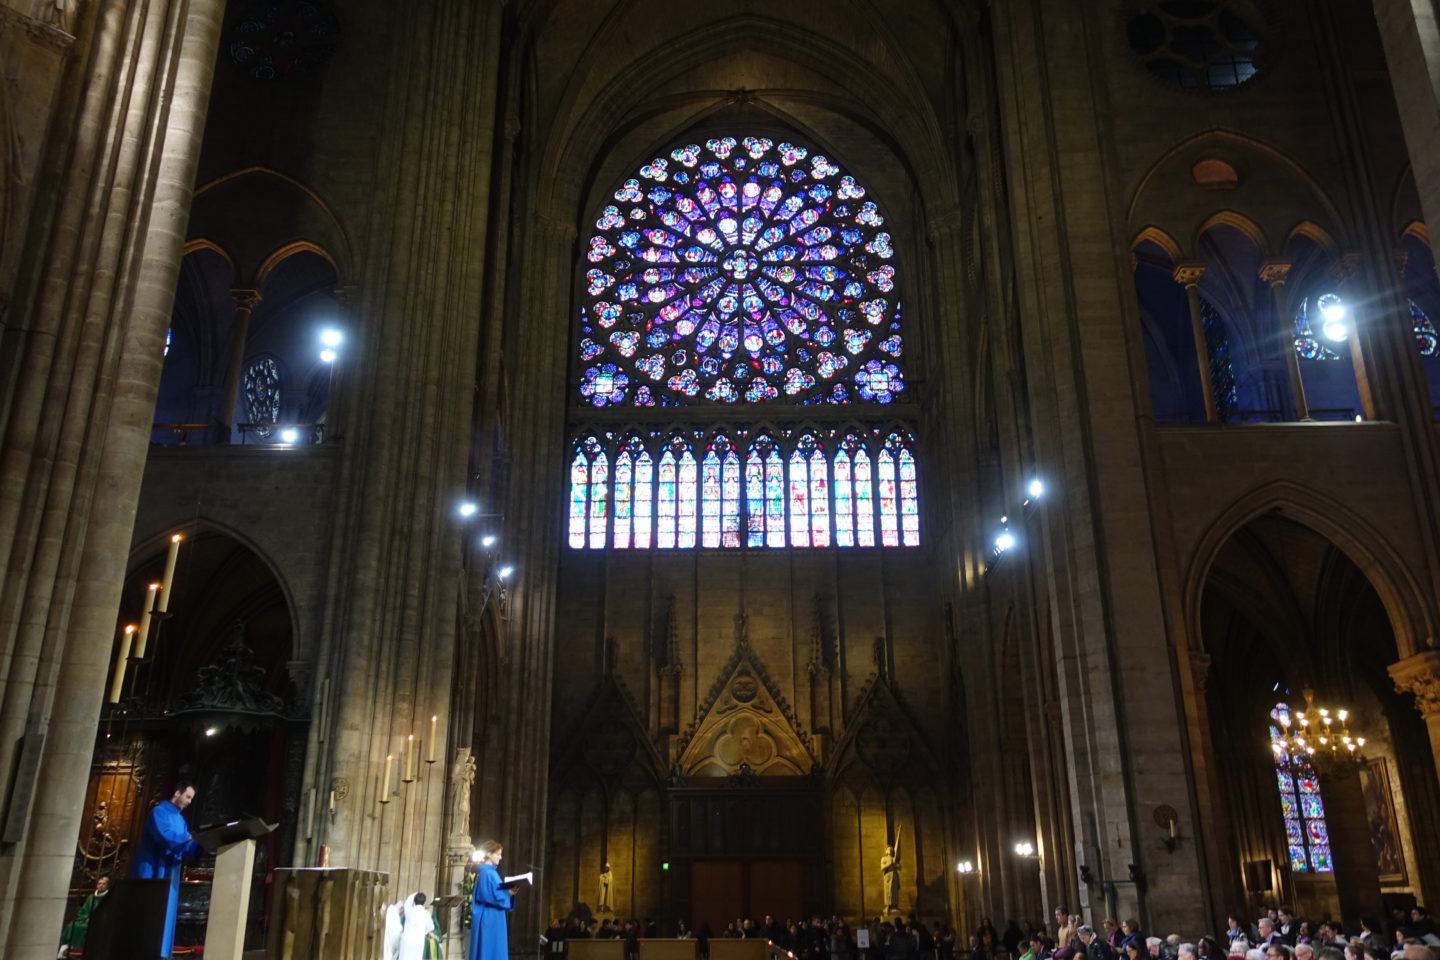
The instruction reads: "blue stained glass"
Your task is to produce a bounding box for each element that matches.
[577,135,907,405]
[1268,702,1333,874]
[1412,299,1438,357]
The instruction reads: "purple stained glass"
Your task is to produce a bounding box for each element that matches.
[578,136,907,405]
[789,448,810,547]
[1269,702,1333,874]
[614,451,634,548]
[1310,843,1333,872]
[634,449,654,549]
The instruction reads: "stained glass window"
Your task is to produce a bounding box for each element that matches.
[242,357,281,437]
[1200,299,1238,416]
[1294,297,1342,361]
[576,136,905,407]
[588,441,609,550]
[565,429,914,550]
[1269,702,1333,873]
[569,448,588,548]
[1412,300,1438,358]
[566,137,921,550]
[633,444,654,549]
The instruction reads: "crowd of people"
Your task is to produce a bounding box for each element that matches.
[541,904,1440,960]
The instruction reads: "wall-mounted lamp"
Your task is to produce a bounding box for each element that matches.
[1154,805,1181,853]
[1013,841,1037,858]
[956,860,976,874]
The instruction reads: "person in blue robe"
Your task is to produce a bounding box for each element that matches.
[128,781,200,958]
[470,840,513,960]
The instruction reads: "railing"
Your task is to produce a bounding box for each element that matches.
[150,422,325,446]
[1154,408,1357,426]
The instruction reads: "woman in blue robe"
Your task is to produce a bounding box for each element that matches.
[128,783,200,958]
[470,840,512,960]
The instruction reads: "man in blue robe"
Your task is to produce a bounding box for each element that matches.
[128,781,200,958]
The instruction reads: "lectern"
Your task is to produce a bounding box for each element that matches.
[192,817,276,960]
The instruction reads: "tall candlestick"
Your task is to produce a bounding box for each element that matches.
[157,534,182,613]
[108,625,137,704]
[428,715,437,763]
[404,734,415,782]
[133,583,160,659]
[381,754,393,800]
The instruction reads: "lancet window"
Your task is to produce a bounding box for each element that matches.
[1268,702,1333,873]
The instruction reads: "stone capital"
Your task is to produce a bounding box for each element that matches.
[229,288,262,311]
[1389,649,1440,717]
[1258,260,1291,286]
[1172,261,1206,288]
[1330,251,1364,288]
[1393,249,1411,282]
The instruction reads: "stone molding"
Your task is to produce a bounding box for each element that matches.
[1172,261,1206,287]
[1258,260,1292,286]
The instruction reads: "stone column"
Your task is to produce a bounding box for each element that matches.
[1373,0,1440,236]
[1389,649,1440,795]
[1173,262,1218,423]
[1259,261,1309,420]
[216,288,261,441]
[1313,761,1384,934]
[0,0,227,955]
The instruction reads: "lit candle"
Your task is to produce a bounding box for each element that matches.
[157,534,182,613]
[133,583,160,658]
[381,754,393,798]
[108,625,137,703]
[329,789,336,813]
[1169,818,1177,839]
[428,715,437,763]
[405,734,415,781]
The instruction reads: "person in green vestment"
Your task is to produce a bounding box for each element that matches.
[424,908,445,960]
[56,876,110,958]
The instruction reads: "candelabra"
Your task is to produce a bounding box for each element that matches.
[1271,687,1365,775]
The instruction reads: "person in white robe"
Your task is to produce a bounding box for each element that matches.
[383,895,405,960]
[399,893,433,960]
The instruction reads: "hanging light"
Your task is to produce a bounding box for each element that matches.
[1272,687,1366,769]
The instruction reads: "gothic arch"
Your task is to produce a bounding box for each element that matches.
[1183,481,1434,662]
[189,167,352,284]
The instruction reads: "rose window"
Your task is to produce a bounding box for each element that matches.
[577,136,905,407]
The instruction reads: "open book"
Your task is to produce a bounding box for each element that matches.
[498,871,533,890]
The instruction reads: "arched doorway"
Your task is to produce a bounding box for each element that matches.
[69,528,305,952]
[1195,512,1440,921]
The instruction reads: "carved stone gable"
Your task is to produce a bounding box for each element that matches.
[676,644,816,776]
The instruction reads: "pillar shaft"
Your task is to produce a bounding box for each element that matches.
[1175,264,1218,424]
[216,289,261,439]
[1390,649,1440,798]
[0,0,227,955]
[1260,263,1308,420]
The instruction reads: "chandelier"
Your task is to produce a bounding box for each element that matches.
[1272,688,1366,771]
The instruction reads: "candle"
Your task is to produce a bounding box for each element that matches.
[429,715,437,762]
[381,754,393,798]
[329,789,336,813]
[157,534,182,613]
[108,625,136,703]
[1169,818,1177,839]
[405,734,415,781]
[133,583,160,658]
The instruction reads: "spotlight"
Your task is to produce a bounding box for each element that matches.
[320,348,337,364]
[1028,478,1044,499]
[205,727,217,737]
[498,565,514,580]
[280,428,299,444]
[321,329,343,348]
[995,531,1016,553]
[957,860,975,874]
[1013,841,1036,857]
[471,848,483,863]
[459,502,478,518]
[1319,294,1348,342]
[481,535,497,548]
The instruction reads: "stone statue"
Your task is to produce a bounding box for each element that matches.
[880,828,901,911]
[597,862,613,914]
[449,748,475,839]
